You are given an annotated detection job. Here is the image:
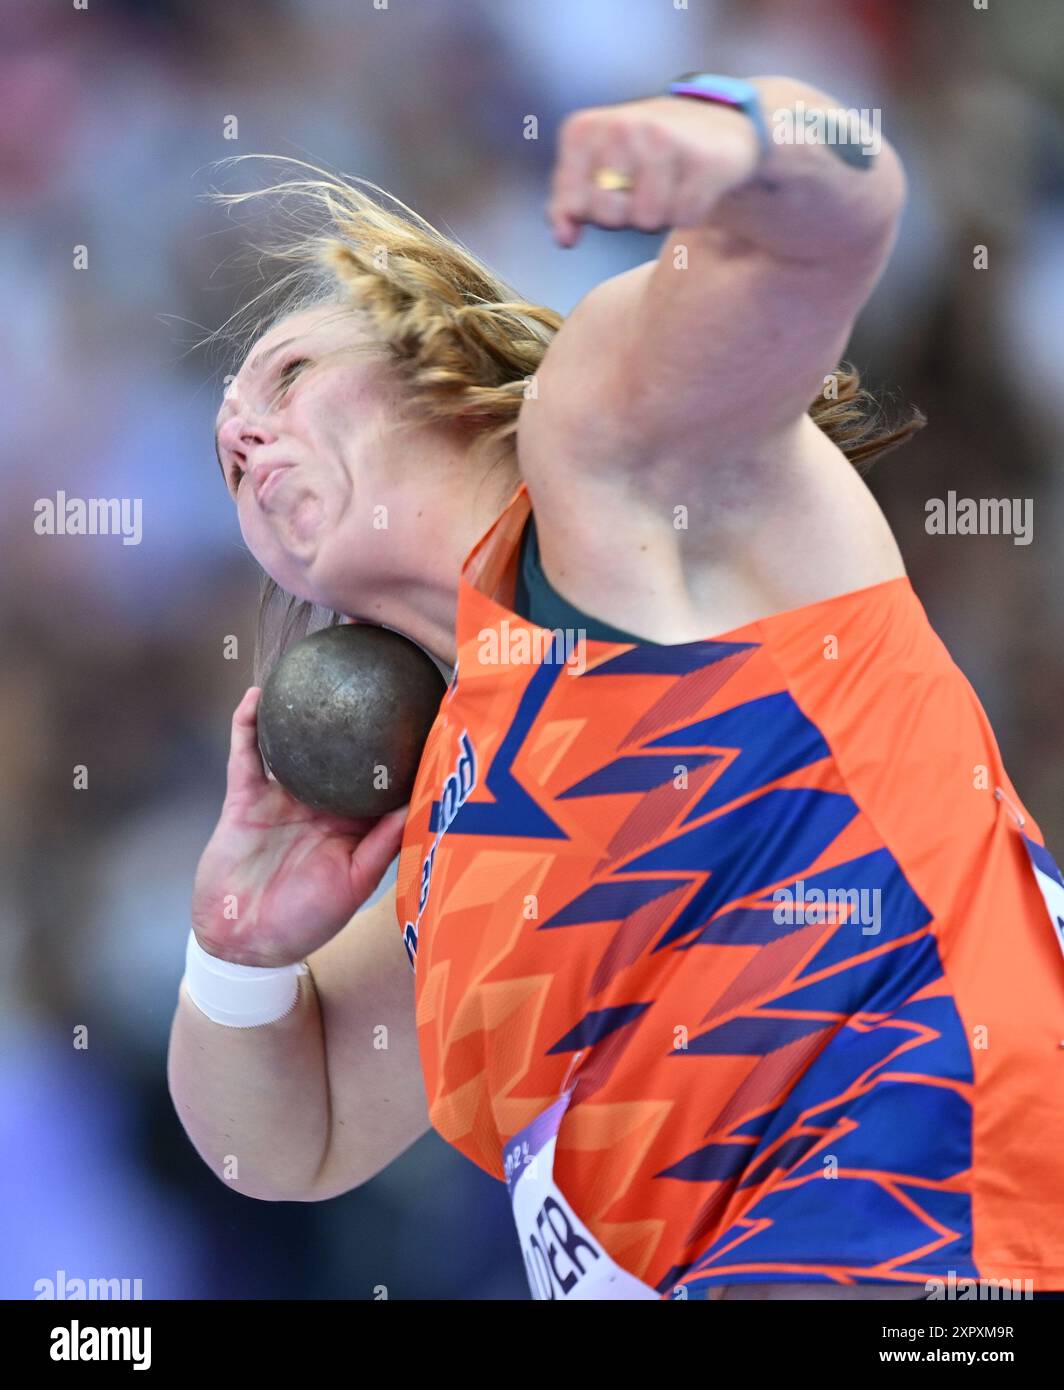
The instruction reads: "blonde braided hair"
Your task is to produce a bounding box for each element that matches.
[204,156,924,677]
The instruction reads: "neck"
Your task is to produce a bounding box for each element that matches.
[345,453,519,671]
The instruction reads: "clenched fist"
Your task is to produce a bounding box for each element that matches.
[547,93,762,248]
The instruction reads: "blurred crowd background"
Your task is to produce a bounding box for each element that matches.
[2,0,1063,1300]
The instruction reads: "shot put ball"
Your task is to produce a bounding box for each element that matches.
[257,623,447,818]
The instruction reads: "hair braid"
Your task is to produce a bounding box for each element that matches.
[202,155,924,678]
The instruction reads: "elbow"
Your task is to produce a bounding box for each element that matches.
[241,1173,367,1203]
[172,1119,341,1204]
[232,1184,330,1204]
[202,1165,344,1204]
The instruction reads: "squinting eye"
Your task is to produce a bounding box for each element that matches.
[277,357,311,393]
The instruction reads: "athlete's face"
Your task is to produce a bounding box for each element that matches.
[214,305,404,610]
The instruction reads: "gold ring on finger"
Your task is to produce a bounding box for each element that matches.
[593,167,635,192]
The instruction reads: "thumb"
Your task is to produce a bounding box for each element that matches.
[347,803,410,903]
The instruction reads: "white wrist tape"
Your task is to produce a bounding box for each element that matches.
[184,929,307,1028]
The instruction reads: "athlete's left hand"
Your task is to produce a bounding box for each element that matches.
[546,94,762,248]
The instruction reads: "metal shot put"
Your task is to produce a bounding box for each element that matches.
[257,624,447,819]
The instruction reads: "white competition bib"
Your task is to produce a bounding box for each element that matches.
[1020,832,1064,962]
[504,1089,660,1301]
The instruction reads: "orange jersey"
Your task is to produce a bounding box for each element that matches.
[395,481,1064,1296]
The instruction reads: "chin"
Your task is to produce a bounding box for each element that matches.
[293,550,379,620]
[253,542,319,606]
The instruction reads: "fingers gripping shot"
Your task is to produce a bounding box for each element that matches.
[168,71,1064,1300]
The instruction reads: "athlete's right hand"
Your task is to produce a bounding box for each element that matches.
[191,687,408,967]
